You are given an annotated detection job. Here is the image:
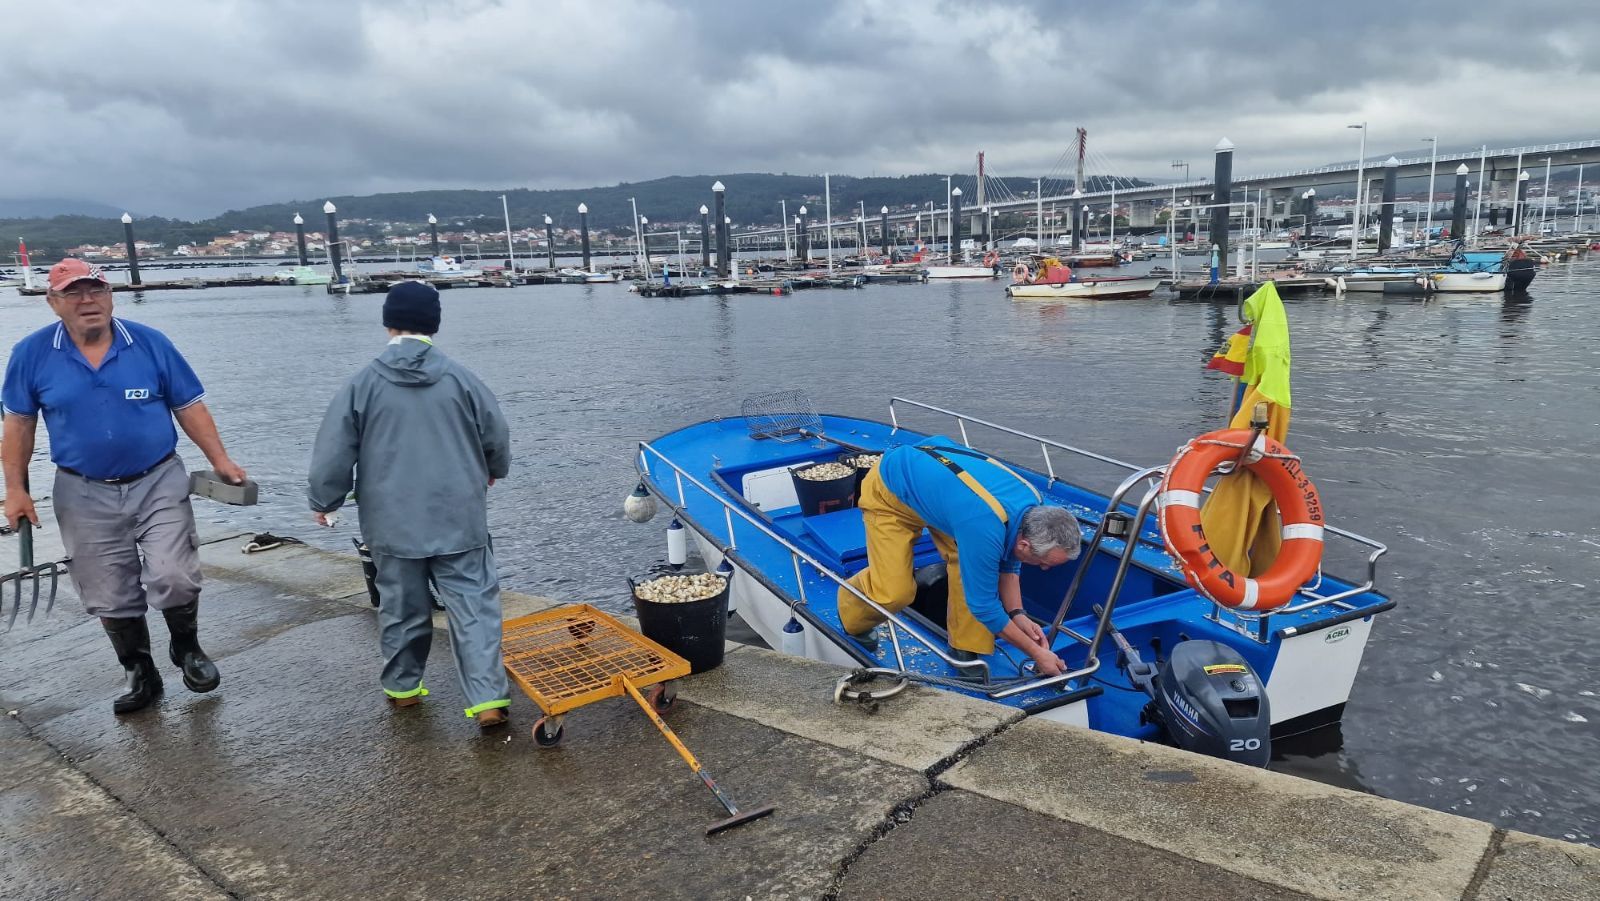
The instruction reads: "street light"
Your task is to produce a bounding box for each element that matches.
[1421,136,1438,249]
[1348,123,1367,258]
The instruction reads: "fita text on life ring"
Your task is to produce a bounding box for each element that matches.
[983,250,999,267]
[1157,428,1324,611]
[1012,261,1032,283]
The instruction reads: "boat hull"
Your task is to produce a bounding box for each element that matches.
[1007,276,1162,299]
[1430,271,1507,292]
[924,265,996,279]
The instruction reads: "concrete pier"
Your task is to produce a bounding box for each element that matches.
[2,522,1596,900]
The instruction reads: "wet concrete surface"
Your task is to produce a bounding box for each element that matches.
[2,544,1597,899]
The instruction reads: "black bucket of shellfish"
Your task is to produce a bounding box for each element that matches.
[788,460,858,516]
[838,451,881,496]
[629,569,731,673]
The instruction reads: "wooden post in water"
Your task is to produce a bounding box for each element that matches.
[1210,138,1234,273]
[712,181,729,278]
[120,213,141,286]
[294,213,309,266]
[1450,164,1470,239]
[880,206,890,257]
[797,206,809,262]
[1378,157,1399,251]
[428,214,440,257]
[578,203,591,270]
[699,205,711,269]
[950,187,963,262]
[543,215,555,269]
[324,201,343,283]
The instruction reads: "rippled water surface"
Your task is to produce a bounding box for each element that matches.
[5,256,1597,844]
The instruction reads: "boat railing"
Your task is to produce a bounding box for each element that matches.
[887,397,1390,630]
[639,440,1106,700]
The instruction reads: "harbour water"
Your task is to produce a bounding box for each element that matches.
[3,256,1596,846]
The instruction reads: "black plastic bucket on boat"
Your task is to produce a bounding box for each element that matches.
[789,463,857,516]
[838,452,880,497]
[629,571,731,674]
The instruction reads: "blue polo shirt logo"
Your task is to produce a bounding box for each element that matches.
[2,319,207,480]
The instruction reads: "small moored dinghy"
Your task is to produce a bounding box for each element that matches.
[632,391,1393,765]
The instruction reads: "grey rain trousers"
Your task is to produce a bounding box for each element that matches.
[372,545,509,717]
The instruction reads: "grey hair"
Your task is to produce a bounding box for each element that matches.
[1019,505,1082,559]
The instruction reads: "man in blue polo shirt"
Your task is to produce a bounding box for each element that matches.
[2,259,248,715]
[837,438,1081,675]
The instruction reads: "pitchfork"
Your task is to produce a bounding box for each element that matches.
[2,517,69,631]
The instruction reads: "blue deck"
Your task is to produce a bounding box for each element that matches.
[640,413,1389,737]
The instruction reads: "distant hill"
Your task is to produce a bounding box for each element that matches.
[1,172,1149,258]
[0,197,126,219]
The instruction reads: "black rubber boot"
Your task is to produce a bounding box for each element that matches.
[162,603,221,693]
[102,616,164,714]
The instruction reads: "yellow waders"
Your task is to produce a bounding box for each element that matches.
[838,465,1017,655]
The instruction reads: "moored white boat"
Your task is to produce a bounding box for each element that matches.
[1429,270,1507,292]
[924,265,996,279]
[1007,276,1162,299]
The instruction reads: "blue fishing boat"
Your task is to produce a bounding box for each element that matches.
[633,392,1393,765]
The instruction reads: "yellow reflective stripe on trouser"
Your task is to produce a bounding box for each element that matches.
[464,699,510,718]
[384,682,429,699]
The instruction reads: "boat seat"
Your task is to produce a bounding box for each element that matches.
[800,507,940,573]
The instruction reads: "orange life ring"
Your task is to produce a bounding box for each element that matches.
[1012,261,1031,283]
[1157,428,1324,611]
[983,251,999,267]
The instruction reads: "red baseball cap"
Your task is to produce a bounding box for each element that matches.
[47,259,111,292]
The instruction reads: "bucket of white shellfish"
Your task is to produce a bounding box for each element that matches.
[788,461,858,516]
[629,569,731,673]
[837,452,881,496]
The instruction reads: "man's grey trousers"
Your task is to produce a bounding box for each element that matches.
[371,545,509,717]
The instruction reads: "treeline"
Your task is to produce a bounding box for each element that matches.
[3,172,1150,259]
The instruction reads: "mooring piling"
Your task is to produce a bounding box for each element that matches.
[1378,156,1399,250]
[578,203,591,270]
[324,201,343,283]
[797,206,809,262]
[1451,164,1470,239]
[713,181,729,277]
[1070,189,1083,253]
[950,187,964,262]
[428,214,440,257]
[120,213,141,286]
[1211,137,1234,273]
[879,205,890,257]
[1514,170,1530,233]
[699,205,711,269]
[294,213,308,266]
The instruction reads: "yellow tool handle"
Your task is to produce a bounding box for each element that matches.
[620,676,703,776]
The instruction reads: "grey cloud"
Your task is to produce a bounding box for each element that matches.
[2,0,1596,218]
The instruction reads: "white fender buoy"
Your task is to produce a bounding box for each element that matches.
[623,482,658,523]
[1335,276,1347,295]
[781,613,805,656]
[666,518,687,569]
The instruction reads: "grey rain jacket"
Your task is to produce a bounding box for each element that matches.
[308,339,511,557]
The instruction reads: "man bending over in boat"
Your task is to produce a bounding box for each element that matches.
[838,440,1080,676]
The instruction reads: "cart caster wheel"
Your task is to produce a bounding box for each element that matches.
[532,717,565,747]
[646,683,677,714]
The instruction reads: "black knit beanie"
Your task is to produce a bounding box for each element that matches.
[383,280,441,334]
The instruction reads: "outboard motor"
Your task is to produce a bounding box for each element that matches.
[1148,640,1271,767]
[1109,627,1271,767]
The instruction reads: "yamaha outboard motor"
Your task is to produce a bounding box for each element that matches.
[1149,640,1271,767]
[1109,626,1271,767]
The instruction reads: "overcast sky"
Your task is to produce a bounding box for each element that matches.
[4,0,1597,219]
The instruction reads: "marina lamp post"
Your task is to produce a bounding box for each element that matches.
[543,214,555,269]
[1348,122,1367,259]
[294,213,308,266]
[1421,136,1438,249]
[120,213,141,286]
[428,213,440,257]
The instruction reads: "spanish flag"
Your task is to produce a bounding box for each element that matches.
[1199,282,1292,577]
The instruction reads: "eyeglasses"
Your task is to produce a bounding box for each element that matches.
[50,284,113,300]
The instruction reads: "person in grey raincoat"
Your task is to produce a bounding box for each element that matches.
[307,281,513,729]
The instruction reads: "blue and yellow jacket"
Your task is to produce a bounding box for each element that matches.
[876,436,1042,635]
